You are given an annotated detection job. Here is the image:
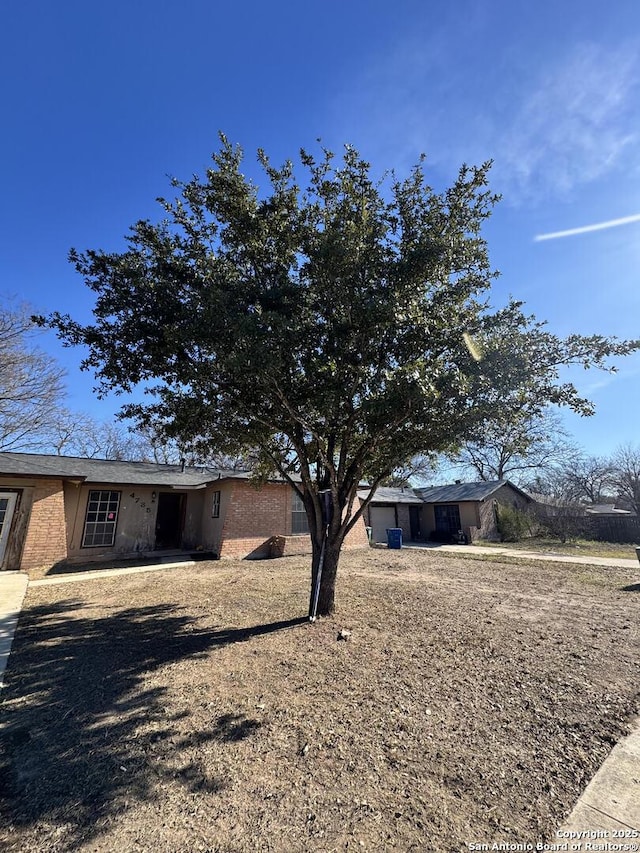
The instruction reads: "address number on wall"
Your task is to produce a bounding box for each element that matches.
[129,492,152,513]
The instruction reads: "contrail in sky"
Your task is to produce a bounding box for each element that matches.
[534,213,640,241]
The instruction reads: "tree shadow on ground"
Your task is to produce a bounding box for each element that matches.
[0,598,306,849]
[620,583,640,592]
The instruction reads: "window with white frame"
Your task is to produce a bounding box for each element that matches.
[82,490,121,547]
[291,490,309,534]
[212,490,221,518]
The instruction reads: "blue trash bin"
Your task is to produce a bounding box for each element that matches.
[386,528,402,549]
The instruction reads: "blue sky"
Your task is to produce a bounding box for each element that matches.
[2,0,639,458]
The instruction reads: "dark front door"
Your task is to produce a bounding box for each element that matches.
[409,505,422,541]
[155,493,185,549]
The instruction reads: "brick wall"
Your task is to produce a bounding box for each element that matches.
[269,520,369,558]
[342,513,370,550]
[269,534,312,557]
[218,480,370,560]
[220,480,288,537]
[396,505,411,541]
[218,481,288,559]
[20,479,68,574]
[478,484,531,541]
[220,536,275,559]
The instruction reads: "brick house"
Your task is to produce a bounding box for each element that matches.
[0,453,369,577]
[358,486,425,543]
[360,480,532,544]
[414,480,532,542]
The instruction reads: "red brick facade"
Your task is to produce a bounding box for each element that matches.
[343,515,371,550]
[218,481,289,558]
[218,480,370,560]
[269,535,312,557]
[20,479,68,572]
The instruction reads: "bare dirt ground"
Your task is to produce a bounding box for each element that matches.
[1,549,638,853]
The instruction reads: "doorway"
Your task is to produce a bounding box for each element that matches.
[154,492,185,549]
[0,492,18,569]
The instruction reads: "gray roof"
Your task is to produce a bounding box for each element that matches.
[585,504,634,516]
[528,492,585,510]
[357,486,423,505]
[0,452,250,488]
[414,480,530,504]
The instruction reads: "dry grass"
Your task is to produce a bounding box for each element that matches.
[1,549,639,852]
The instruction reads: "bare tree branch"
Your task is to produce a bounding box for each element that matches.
[0,300,67,451]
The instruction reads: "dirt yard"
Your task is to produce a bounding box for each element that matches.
[1,549,638,853]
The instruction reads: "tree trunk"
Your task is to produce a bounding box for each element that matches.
[308,536,342,618]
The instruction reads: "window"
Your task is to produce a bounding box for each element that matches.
[82,490,121,547]
[434,504,461,534]
[212,490,221,518]
[291,490,309,534]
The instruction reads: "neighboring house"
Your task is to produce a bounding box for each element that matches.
[584,504,635,517]
[415,480,532,542]
[582,503,639,543]
[0,453,369,577]
[359,479,532,544]
[358,486,424,544]
[531,498,640,543]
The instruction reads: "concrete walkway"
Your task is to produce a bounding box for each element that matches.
[556,727,640,834]
[0,571,29,688]
[405,541,640,570]
[30,559,196,587]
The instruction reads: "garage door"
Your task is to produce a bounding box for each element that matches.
[370,506,397,543]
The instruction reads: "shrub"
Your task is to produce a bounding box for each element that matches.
[495,503,533,542]
[533,504,585,543]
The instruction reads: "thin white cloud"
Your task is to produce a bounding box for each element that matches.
[330,35,640,204]
[535,213,640,241]
[494,42,640,202]
[579,360,640,397]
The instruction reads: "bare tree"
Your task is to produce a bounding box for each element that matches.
[45,413,250,467]
[0,299,248,465]
[74,421,150,461]
[611,443,640,514]
[382,454,439,487]
[45,412,174,462]
[449,408,578,483]
[45,409,85,456]
[560,454,616,504]
[0,300,67,451]
[131,424,182,464]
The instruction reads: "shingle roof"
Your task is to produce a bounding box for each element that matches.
[0,452,248,488]
[414,480,530,503]
[357,486,423,505]
[585,504,635,516]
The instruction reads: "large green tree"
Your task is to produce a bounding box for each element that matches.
[42,138,638,615]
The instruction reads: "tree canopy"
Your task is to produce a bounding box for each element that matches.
[42,137,639,614]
